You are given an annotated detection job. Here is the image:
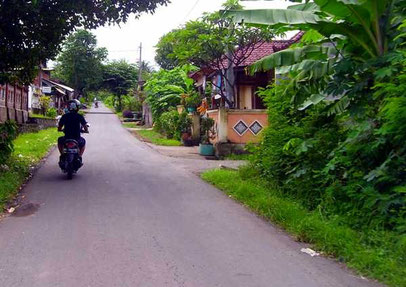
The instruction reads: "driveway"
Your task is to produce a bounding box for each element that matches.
[0,105,381,287]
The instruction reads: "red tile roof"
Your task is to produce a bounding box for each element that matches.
[190,31,304,79]
[238,31,304,67]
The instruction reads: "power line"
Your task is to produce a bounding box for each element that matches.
[181,0,200,23]
[108,49,139,53]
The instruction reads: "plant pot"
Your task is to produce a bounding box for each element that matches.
[182,139,194,147]
[187,107,197,113]
[199,143,214,156]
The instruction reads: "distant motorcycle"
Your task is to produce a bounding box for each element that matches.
[94,101,99,108]
[59,128,89,179]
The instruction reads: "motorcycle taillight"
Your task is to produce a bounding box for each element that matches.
[65,142,77,149]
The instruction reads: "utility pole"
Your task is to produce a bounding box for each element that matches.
[138,42,143,89]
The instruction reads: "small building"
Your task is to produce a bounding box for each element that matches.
[0,83,29,124]
[29,65,75,113]
[42,79,75,111]
[190,32,303,153]
[29,65,53,111]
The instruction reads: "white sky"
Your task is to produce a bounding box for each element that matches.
[93,0,290,67]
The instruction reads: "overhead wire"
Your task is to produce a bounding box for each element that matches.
[180,0,201,24]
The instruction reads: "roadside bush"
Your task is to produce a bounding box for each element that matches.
[0,121,18,164]
[251,84,342,209]
[250,52,406,233]
[156,109,179,139]
[39,95,51,115]
[144,65,198,120]
[45,107,57,118]
[122,95,142,111]
[155,109,191,140]
[103,95,115,109]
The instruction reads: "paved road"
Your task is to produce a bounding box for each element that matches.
[0,105,380,287]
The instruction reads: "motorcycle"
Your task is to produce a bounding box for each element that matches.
[94,101,99,108]
[59,128,89,179]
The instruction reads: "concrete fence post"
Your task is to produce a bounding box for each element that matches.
[217,107,228,143]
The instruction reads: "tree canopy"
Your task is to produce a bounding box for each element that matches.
[102,60,138,110]
[0,0,168,84]
[54,30,107,97]
[155,0,272,105]
[144,65,197,119]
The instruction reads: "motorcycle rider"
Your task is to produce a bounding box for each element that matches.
[57,99,88,163]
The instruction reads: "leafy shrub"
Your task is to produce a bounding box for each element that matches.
[144,65,198,120]
[39,95,51,115]
[200,117,215,144]
[185,92,201,108]
[178,112,192,133]
[122,95,142,111]
[122,110,133,119]
[103,95,114,108]
[0,121,18,164]
[250,51,406,233]
[251,83,342,209]
[45,107,57,118]
[155,109,191,140]
[156,109,180,139]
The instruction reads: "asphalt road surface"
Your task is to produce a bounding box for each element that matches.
[0,105,381,287]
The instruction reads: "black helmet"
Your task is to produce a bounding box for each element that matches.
[67,99,80,112]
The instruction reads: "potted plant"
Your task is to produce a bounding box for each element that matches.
[199,117,215,156]
[178,112,194,146]
[185,93,201,113]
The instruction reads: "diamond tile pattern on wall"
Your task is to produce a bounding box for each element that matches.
[249,121,263,135]
[233,120,249,136]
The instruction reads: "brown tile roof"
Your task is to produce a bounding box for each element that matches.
[238,31,305,67]
[190,31,304,79]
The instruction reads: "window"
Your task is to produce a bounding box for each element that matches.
[0,87,5,101]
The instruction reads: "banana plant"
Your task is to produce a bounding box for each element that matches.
[233,0,402,58]
[226,0,405,111]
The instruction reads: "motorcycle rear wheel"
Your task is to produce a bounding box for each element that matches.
[67,170,73,180]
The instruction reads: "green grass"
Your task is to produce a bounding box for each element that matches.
[29,113,55,120]
[224,153,251,160]
[135,129,182,146]
[201,168,406,287]
[0,128,59,208]
[122,122,138,129]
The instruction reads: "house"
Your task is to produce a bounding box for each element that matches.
[29,65,75,113]
[28,65,52,111]
[189,32,303,153]
[0,82,29,124]
[41,79,75,111]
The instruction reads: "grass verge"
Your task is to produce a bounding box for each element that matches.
[201,168,406,287]
[134,129,181,146]
[0,128,59,209]
[29,113,55,120]
[122,122,138,129]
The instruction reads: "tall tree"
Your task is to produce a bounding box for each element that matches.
[102,60,138,111]
[0,0,168,84]
[54,30,107,98]
[155,0,272,106]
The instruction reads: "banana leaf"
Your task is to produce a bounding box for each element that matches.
[248,45,336,74]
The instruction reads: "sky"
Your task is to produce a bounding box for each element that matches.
[92,0,290,68]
